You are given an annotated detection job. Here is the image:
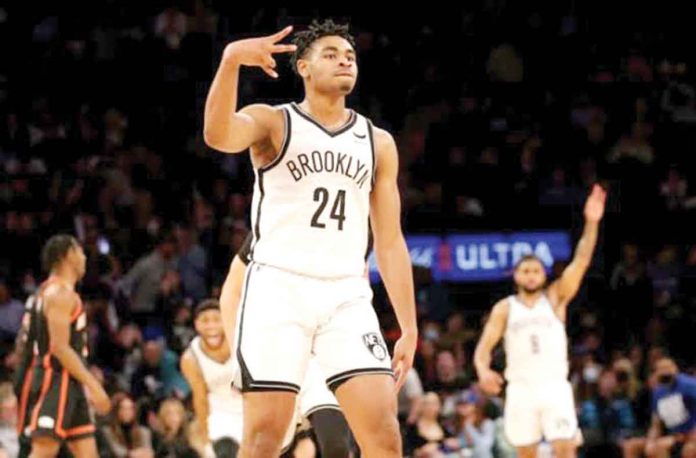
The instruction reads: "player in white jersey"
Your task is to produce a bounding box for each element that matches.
[181,298,352,457]
[204,19,416,457]
[474,184,607,458]
[181,299,247,457]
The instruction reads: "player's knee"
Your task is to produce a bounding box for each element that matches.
[246,421,287,444]
[516,446,538,458]
[30,437,61,458]
[552,442,577,458]
[362,416,401,455]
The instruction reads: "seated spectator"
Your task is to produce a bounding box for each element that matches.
[445,390,495,457]
[0,383,18,458]
[101,393,154,458]
[624,357,696,458]
[404,392,450,457]
[427,349,471,419]
[152,398,198,458]
[0,280,24,343]
[131,335,190,402]
[579,369,636,455]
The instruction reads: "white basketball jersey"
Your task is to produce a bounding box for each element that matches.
[503,295,569,383]
[249,102,375,278]
[189,336,242,417]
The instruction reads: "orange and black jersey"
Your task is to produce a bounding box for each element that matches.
[29,276,89,369]
[16,276,95,442]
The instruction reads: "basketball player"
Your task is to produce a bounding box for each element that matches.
[216,233,354,457]
[16,235,111,457]
[204,19,416,457]
[181,299,246,457]
[474,184,607,458]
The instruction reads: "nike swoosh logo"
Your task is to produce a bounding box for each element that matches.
[353,132,367,139]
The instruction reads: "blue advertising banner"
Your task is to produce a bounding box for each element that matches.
[368,231,572,283]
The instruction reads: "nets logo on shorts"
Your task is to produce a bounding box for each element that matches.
[555,418,571,432]
[362,333,387,361]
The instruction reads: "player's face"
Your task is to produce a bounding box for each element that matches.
[68,242,87,279]
[300,36,357,95]
[514,259,547,294]
[195,309,225,349]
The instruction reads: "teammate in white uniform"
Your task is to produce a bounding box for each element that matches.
[474,184,607,458]
[181,298,352,457]
[205,19,416,457]
[180,299,246,457]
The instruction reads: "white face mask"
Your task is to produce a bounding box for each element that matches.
[583,365,600,383]
[423,328,440,341]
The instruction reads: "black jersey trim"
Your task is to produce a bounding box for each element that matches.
[304,403,341,417]
[326,367,394,392]
[249,171,264,261]
[290,102,357,137]
[237,232,253,265]
[366,118,376,189]
[259,107,292,173]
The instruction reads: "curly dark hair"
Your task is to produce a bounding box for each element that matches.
[290,19,355,75]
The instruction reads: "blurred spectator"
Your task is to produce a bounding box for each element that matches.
[0,279,23,343]
[175,226,208,302]
[444,390,495,457]
[644,357,696,458]
[119,233,178,323]
[152,398,197,458]
[0,383,18,458]
[438,312,476,366]
[579,369,636,454]
[404,392,449,457]
[487,43,524,82]
[428,350,471,420]
[101,393,154,458]
[609,244,653,345]
[648,245,681,308]
[398,367,424,425]
[131,336,190,402]
[659,168,693,212]
[166,304,196,355]
[607,122,655,165]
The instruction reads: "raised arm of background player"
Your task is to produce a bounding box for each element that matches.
[45,286,111,415]
[218,235,252,356]
[474,184,607,395]
[370,128,418,392]
[203,26,296,154]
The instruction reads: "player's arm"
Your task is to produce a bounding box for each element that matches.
[473,300,508,395]
[219,234,251,354]
[180,350,210,445]
[548,184,606,316]
[369,128,417,391]
[203,27,295,153]
[45,287,111,415]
